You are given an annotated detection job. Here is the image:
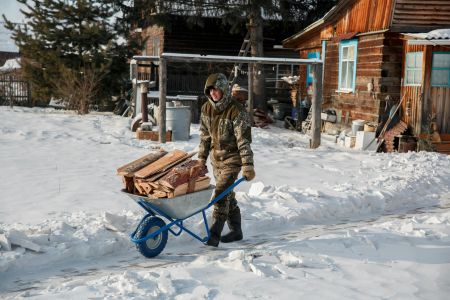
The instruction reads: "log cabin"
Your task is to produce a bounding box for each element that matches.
[282,0,450,153]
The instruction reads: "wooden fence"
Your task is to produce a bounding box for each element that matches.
[0,73,30,106]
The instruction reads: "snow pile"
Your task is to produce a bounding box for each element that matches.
[1,107,449,299]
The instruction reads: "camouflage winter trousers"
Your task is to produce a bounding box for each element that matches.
[211,163,241,222]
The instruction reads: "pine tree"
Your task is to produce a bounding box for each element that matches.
[132,0,337,110]
[2,0,141,112]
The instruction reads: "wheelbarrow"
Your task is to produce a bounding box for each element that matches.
[122,176,246,258]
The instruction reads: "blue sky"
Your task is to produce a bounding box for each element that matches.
[0,0,24,52]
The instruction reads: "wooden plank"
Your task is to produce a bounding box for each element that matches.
[160,151,197,172]
[146,168,172,183]
[145,151,198,182]
[173,176,211,197]
[116,150,167,176]
[134,149,188,178]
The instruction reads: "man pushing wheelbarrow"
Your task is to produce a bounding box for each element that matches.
[198,73,256,247]
[124,73,255,258]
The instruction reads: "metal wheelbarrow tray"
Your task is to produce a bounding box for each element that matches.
[122,177,246,258]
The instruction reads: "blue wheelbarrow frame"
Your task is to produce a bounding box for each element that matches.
[123,176,246,257]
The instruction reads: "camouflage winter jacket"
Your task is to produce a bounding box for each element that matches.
[198,74,254,167]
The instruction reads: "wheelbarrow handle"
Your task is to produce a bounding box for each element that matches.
[207,176,247,208]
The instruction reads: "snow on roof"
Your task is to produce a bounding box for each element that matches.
[426,28,450,40]
[0,57,21,72]
[406,28,450,45]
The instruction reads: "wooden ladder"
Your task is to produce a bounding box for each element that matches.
[301,106,313,134]
[228,31,251,85]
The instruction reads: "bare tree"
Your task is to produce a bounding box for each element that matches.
[52,64,108,114]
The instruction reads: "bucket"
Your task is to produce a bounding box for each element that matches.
[166,106,191,141]
[352,119,365,135]
[364,122,376,132]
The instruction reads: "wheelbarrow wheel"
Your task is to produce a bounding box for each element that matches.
[135,216,168,258]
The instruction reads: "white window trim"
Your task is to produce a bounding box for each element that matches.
[338,39,358,93]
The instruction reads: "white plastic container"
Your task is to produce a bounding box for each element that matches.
[352,119,365,135]
[166,106,191,141]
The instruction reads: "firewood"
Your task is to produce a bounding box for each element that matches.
[133,179,147,195]
[159,160,207,189]
[122,176,135,193]
[173,176,211,197]
[117,150,167,176]
[139,182,153,195]
[173,184,188,197]
[146,169,171,182]
[160,151,197,172]
[148,182,160,189]
[195,176,211,191]
[145,151,197,182]
[152,190,167,198]
[134,149,188,178]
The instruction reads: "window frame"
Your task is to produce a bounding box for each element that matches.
[404,52,423,87]
[338,39,358,93]
[431,52,450,87]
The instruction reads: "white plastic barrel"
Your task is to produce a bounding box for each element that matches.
[352,119,365,135]
[166,106,191,141]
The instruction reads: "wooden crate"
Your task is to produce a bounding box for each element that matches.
[136,129,172,141]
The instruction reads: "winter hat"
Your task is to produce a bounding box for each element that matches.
[204,73,229,98]
[231,84,248,94]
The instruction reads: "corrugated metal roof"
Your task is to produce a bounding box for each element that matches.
[426,29,450,40]
[405,28,450,45]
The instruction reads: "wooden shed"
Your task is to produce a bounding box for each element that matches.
[282,0,450,143]
[138,15,298,97]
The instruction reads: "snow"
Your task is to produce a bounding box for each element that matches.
[0,58,20,72]
[1,106,450,299]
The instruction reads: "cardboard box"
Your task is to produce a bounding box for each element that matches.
[344,135,356,148]
[355,131,376,150]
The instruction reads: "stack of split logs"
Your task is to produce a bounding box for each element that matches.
[117,149,210,199]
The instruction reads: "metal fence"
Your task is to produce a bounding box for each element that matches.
[0,73,30,106]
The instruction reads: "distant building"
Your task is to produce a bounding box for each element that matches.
[137,15,299,99]
[0,51,19,68]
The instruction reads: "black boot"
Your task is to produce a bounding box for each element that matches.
[206,218,225,247]
[221,207,243,243]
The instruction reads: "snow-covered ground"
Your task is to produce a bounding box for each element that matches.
[1,106,449,299]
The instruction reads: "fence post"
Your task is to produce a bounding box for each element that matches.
[9,75,13,108]
[310,64,323,149]
[158,57,167,143]
[247,63,254,123]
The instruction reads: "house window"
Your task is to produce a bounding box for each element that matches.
[431,52,450,87]
[405,52,423,86]
[338,40,357,92]
[307,52,320,86]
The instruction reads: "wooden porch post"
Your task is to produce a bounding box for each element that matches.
[310,64,323,149]
[248,63,254,123]
[158,57,167,143]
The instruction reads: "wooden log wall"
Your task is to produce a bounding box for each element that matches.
[300,32,403,125]
[403,43,450,134]
[334,0,395,34]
